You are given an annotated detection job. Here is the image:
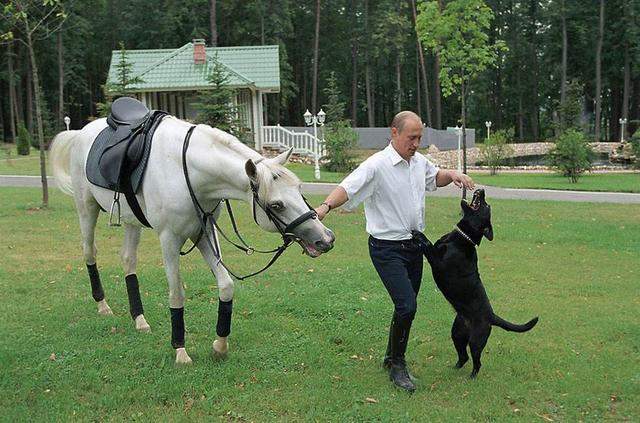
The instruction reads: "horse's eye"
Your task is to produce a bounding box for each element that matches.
[269,201,284,211]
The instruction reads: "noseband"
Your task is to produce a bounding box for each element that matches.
[181,125,317,280]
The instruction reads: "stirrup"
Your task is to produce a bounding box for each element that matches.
[109,193,122,226]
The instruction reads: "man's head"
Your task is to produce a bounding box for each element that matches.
[390,111,423,161]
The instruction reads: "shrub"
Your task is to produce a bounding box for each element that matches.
[630,129,640,169]
[16,123,31,156]
[322,121,358,172]
[548,129,593,182]
[479,128,514,175]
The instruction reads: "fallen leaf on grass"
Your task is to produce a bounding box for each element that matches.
[183,398,194,414]
[535,412,554,421]
[48,353,56,361]
[365,397,378,404]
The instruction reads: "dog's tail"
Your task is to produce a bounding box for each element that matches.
[491,314,539,333]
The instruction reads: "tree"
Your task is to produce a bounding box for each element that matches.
[548,129,593,183]
[16,122,31,155]
[210,0,217,47]
[322,72,357,172]
[194,55,247,141]
[417,0,502,196]
[1,0,67,208]
[96,42,144,117]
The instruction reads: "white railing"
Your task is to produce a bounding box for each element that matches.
[261,125,325,158]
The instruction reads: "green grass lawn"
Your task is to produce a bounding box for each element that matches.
[472,172,640,193]
[1,188,638,421]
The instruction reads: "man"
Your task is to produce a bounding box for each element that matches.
[315,111,474,392]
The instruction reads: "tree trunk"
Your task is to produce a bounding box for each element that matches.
[364,0,374,126]
[311,0,321,113]
[14,44,24,124]
[25,26,49,207]
[416,54,422,118]
[410,0,432,127]
[395,56,402,113]
[210,0,217,46]
[7,43,17,142]
[623,43,630,135]
[594,0,604,142]
[350,0,358,126]
[58,31,64,131]
[560,1,567,108]
[461,80,468,200]
[26,61,33,134]
[528,0,539,141]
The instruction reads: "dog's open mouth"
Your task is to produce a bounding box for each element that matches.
[470,189,484,210]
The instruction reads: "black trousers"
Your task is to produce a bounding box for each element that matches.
[368,235,423,323]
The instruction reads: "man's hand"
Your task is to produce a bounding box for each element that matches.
[315,203,330,221]
[451,171,475,190]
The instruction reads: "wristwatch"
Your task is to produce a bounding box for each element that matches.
[321,202,332,211]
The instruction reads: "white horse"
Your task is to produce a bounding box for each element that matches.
[50,116,335,364]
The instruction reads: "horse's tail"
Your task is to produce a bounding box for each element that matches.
[49,130,80,196]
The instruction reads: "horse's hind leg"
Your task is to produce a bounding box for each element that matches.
[74,193,112,315]
[121,224,151,332]
[195,229,234,359]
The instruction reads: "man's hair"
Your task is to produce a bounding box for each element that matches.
[390,111,422,133]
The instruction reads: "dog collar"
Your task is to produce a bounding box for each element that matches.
[454,225,477,246]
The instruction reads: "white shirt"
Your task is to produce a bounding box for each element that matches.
[339,143,439,240]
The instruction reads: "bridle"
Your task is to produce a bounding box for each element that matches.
[180,125,318,280]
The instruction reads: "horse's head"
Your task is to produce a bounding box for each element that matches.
[244,149,335,257]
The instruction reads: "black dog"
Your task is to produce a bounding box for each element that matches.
[412,189,538,378]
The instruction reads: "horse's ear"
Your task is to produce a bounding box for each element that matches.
[245,159,258,183]
[271,148,293,166]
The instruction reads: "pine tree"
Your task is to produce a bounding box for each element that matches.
[96,42,144,117]
[322,73,357,172]
[194,55,246,140]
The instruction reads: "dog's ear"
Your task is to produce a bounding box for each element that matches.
[483,224,494,241]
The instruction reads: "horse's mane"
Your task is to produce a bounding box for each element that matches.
[193,122,301,197]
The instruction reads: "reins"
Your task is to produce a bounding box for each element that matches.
[180,125,317,280]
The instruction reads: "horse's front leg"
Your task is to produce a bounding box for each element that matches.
[159,230,192,364]
[195,229,234,359]
[121,224,151,332]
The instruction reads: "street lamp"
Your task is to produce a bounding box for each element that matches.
[485,121,492,142]
[304,109,326,180]
[619,118,627,143]
[455,125,462,173]
[64,116,71,131]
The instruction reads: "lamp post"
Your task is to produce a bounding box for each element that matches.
[304,108,326,180]
[619,118,627,143]
[64,116,71,131]
[485,121,492,142]
[455,125,462,173]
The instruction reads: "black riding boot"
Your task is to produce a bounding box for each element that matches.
[388,316,416,392]
[382,314,396,369]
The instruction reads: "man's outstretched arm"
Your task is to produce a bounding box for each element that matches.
[435,169,475,189]
[315,186,349,220]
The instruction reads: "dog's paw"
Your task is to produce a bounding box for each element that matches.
[455,358,468,369]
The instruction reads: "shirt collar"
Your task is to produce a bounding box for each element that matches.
[385,142,414,166]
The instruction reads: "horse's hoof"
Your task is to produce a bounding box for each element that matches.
[134,315,151,332]
[212,338,228,359]
[97,300,113,316]
[175,348,192,365]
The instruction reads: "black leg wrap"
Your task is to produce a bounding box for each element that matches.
[87,264,105,302]
[170,307,185,349]
[216,299,233,337]
[125,274,144,319]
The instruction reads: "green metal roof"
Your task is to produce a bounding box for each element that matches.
[106,43,280,92]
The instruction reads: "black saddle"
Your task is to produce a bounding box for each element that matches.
[86,97,168,227]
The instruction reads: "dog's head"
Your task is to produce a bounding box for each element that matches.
[460,189,493,242]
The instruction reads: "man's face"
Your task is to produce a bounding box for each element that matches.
[391,118,423,161]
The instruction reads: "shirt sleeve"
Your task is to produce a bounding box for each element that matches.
[339,159,376,211]
[425,157,439,192]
